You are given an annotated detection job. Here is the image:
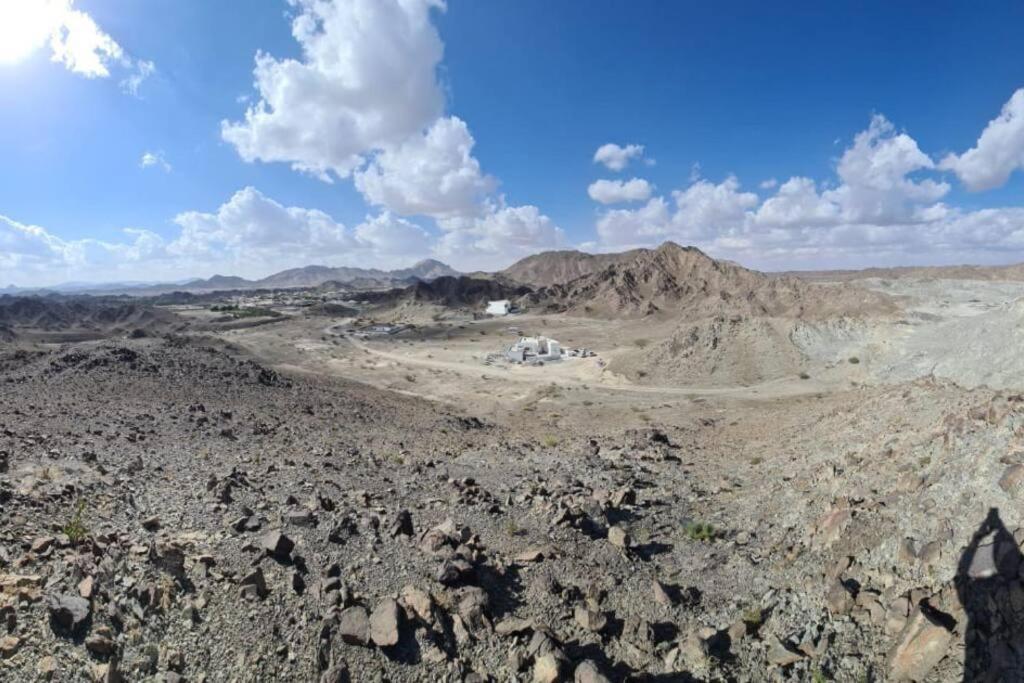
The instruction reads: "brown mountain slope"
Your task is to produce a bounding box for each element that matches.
[530,242,895,319]
[500,249,642,287]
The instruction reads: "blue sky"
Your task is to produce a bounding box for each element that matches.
[2,0,1024,286]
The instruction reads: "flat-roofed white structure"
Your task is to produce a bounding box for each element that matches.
[504,335,564,363]
[486,299,512,316]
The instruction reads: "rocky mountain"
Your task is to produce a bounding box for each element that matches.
[500,249,641,287]
[0,295,182,334]
[228,259,460,291]
[531,242,895,319]
[366,276,532,308]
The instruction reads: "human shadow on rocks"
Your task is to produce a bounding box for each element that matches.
[956,507,1024,682]
[477,562,524,620]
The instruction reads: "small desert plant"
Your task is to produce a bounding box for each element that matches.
[812,670,830,683]
[685,521,717,542]
[799,372,811,380]
[750,456,763,465]
[541,435,560,448]
[848,356,860,364]
[62,500,89,543]
[741,607,764,628]
[634,338,650,348]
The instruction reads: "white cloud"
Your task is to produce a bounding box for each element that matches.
[671,176,759,240]
[585,114,1024,269]
[222,0,446,180]
[755,177,838,227]
[435,203,565,270]
[354,116,496,218]
[170,187,354,267]
[759,178,778,190]
[121,59,155,97]
[587,178,652,204]
[1,213,167,284]
[139,151,171,173]
[596,197,671,246]
[824,114,948,225]
[46,0,124,77]
[593,143,645,171]
[0,1,152,90]
[354,211,432,254]
[940,88,1024,192]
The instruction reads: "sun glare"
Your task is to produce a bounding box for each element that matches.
[0,0,61,65]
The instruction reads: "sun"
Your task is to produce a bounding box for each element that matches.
[0,0,61,65]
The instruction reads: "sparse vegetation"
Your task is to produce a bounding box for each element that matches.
[634,338,651,348]
[541,434,560,448]
[685,521,718,542]
[848,356,860,364]
[62,499,89,543]
[741,607,764,629]
[799,372,811,380]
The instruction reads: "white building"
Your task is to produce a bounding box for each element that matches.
[505,336,564,363]
[486,299,512,316]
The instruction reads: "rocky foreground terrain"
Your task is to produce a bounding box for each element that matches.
[2,330,1024,682]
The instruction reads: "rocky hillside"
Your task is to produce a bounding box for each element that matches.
[0,296,181,336]
[367,276,533,309]
[532,242,895,320]
[501,250,641,287]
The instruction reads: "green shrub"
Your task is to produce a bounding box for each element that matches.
[62,500,89,543]
[685,521,717,542]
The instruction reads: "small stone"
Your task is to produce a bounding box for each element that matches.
[610,487,636,507]
[37,655,58,679]
[436,558,474,586]
[46,593,90,634]
[495,617,533,636]
[767,638,804,667]
[574,660,611,683]
[999,464,1024,492]
[825,579,854,614]
[31,536,55,554]
[284,509,316,527]
[887,607,954,681]
[142,516,161,531]
[652,579,675,606]
[79,575,96,599]
[260,530,295,560]
[389,510,414,537]
[239,568,268,600]
[320,661,349,683]
[458,586,490,632]
[86,634,116,656]
[607,525,630,549]
[337,606,370,646]
[515,547,549,563]
[573,605,607,633]
[0,635,20,659]
[533,652,566,683]
[400,585,433,623]
[369,599,401,647]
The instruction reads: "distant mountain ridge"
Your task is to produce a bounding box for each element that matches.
[8,259,460,295]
